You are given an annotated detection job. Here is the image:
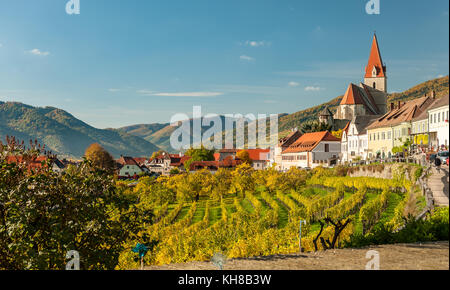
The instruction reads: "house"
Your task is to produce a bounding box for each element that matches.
[367,96,434,159]
[6,155,65,173]
[237,148,271,170]
[117,156,145,178]
[215,149,238,161]
[147,152,191,175]
[273,130,303,170]
[411,100,431,151]
[280,131,341,170]
[341,115,381,162]
[428,95,449,150]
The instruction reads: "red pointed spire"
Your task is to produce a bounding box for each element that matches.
[365,33,385,78]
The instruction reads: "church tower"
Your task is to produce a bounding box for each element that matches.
[364,33,387,93]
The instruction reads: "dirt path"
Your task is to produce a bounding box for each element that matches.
[146,241,449,270]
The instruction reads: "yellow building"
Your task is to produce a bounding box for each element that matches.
[367,96,434,159]
[367,126,393,159]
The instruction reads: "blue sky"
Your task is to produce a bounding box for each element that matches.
[0,0,448,128]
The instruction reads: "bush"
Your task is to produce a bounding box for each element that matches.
[346,207,449,248]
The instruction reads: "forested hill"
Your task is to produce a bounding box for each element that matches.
[0,102,160,159]
[277,76,449,136]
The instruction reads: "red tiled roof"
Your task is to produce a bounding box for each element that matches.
[282,131,340,153]
[340,83,365,105]
[365,34,386,78]
[237,149,270,161]
[368,96,434,129]
[340,83,380,114]
[170,156,191,167]
[343,121,351,134]
[6,155,52,170]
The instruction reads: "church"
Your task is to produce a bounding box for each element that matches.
[320,33,388,130]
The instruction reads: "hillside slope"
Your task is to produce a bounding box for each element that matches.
[278,76,449,136]
[120,76,449,147]
[0,102,160,158]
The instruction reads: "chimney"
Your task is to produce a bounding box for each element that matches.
[390,103,395,111]
[397,101,401,109]
[431,90,436,99]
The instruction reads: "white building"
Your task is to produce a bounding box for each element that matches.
[281,131,341,170]
[117,156,144,178]
[428,95,449,150]
[341,115,380,162]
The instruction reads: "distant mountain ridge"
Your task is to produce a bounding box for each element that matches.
[0,102,160,159]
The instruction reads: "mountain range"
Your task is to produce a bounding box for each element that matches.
[0,102,159,159]
[1,76,448,158]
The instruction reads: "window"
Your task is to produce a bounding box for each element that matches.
[438,113,441,123]
[325,144,329,152]
[373,82,376,89]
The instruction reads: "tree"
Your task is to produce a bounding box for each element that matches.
[300,121,332,134]
[183,146,215,171]
[84,143,115,173]
[236,150,253,165]
[0,137,143,270]
[331,129,343,139]
[231,163,255,197]
[212,168,232,199]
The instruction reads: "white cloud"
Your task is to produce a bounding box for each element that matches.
[263,100,278,104]
[28,48,50,56]
[240,55,255,62]
[136,89,155,95]
[304,86,323,91]
[145,91,223,97]
[243,40,271,47]
[288,81,300,87]
[108,88,120,92]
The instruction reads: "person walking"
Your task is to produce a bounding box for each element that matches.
[435,155,442,173]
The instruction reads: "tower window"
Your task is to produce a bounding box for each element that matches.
[373,82,376,89]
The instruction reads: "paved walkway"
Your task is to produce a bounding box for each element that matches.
[428,166,449,207]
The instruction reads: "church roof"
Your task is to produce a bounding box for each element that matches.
[319,106,333,116]
[340,83,380,115]
[365,34,386,78]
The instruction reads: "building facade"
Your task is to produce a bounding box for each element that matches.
[341,115,380,162]
[428,95,450,150]
[280,131,341,170]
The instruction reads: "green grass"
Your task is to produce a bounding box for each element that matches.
[209,206,221,226]
[174,205,191,223]
[191,203,205,224]
[241,198,255,214]
[375,192,404,227]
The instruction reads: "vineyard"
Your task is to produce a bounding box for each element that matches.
[116,165,427,269]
